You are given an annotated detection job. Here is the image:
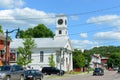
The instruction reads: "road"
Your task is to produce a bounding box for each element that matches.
[43,70,120,80]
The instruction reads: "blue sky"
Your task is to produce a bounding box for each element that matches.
[1,0,120,50]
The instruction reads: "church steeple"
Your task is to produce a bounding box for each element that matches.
[55,15,68,38]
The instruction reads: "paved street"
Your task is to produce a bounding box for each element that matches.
[43,70,120,80]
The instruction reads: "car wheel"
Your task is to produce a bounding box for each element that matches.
[57,72,60,76]
[20,75,24,80]
[39,77,42,80]
[48,73,51,75]
[6,76,10,80]
[33,77,36,80]
[44,72,47,75]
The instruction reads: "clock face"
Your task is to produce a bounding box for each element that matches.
[58,19,63,25]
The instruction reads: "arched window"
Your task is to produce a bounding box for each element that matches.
[59,30,62,34]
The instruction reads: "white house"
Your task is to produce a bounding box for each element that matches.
[10,15,73,71]
[90,54,101,68]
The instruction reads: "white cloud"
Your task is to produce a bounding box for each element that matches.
[94,31,120,40]
[70,15,79,20]
[80,33,88,38]
[0,0,24,8]
[87,15,119,24]
[71,39,98,49]
[87,15,120,30]
[0,7,55,30]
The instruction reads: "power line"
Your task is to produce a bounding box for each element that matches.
[12,15,120,30]
[0,16,56,20]
[1,5,120,40]
[0,4,120,20]
[48,16,120,31]
[68,17,120,27]
[4,16,118,38]
[69,25,120,36]
[67,5,120,16]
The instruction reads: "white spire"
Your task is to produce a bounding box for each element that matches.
[54,15,68,38]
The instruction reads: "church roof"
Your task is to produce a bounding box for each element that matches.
[10,37,68,49]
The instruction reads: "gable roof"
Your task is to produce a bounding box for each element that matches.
[10,37,69,49]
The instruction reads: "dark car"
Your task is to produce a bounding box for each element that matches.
[93,67,104,76]
[24,69,43,80]
[117,67,120,73]
[41,67,65,75]
[0,65,25,80]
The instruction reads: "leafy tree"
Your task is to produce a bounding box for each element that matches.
[16,37,36,66]
[86,46,120,57]
[107,52,120,68]
[48,54,55,67]
[73,49,85,68]
[18,24,54,38]
[0,25,3,33]
[83,50,91,67]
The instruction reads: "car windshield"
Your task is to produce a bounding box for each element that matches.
[54,67,59,70]
[95,68,101,71]
[26,70,36,75]
[0,66,11,71]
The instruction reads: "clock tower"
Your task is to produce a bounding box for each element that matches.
[55,15,68,38]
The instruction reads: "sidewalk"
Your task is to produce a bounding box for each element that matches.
[44,71,93,79]
[66,71,93,76]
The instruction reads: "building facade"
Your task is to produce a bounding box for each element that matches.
[90,54,101,68]
[10,15,73,71]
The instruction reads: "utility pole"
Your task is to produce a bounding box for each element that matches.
[5,28,20,65]
[5,29,8,65]
[59,48,62,76]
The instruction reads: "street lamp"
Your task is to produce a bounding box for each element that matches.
[5,28,20,65]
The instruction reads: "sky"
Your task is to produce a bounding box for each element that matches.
[1,0,120,50]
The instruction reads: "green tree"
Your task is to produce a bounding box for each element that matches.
[73,49,85,68]
[48,54,55,67]
[18,24,54,38]
[0,25,4,33]
[86,46,120,57]
[107,52,120,68]
[16,37,36,66]
[83,50,91,67]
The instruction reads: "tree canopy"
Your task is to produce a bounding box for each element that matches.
[72,46,120,69]
[85,46,120,56]
[18,24,54,38]
[73,49,85,68]
[17,37,36,66]
[83,50,91,67]
[107,52,120,68]
[0,25,4,33]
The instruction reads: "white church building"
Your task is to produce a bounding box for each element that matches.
[10,15,73,71]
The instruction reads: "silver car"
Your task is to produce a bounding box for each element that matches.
[0,65,24,80]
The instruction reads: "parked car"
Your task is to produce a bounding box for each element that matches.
[117,67,120,73]
[93,67,104,76]
[113,67,118,71]
[24,69,43,80]
[41,67,65,75]
[0,65,25,80]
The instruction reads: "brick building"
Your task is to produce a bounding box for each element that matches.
[0,33,10,65]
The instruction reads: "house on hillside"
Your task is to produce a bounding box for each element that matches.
[10,15,73,71]
[101,57,108,69]
[90,54,101,68]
